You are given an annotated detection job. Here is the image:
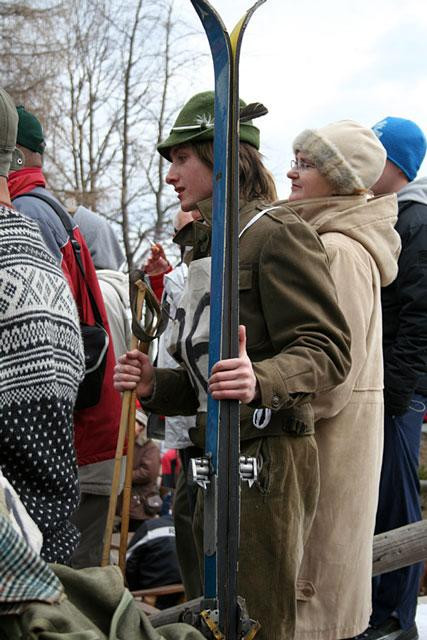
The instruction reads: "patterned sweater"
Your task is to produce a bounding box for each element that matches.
[0,204,84,563]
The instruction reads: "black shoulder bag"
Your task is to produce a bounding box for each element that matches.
[13,192,109,410]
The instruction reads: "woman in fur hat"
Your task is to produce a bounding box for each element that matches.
[114,92,352,639]
[278,121,401,640]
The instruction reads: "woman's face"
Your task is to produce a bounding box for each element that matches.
[166,145,213,211]
[287,152,334,201]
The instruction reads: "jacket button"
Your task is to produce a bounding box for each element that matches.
[272,394,280,409]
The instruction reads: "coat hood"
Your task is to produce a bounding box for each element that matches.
[397,175,427,206]
[96,269,130,308]
[74,205,125,270]
[278,194,400,287]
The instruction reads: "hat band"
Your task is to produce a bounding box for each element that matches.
[172,123,214,132]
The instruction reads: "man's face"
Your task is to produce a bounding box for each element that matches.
[166,145,213,211]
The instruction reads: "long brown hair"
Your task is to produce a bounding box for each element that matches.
[193,141,277,202]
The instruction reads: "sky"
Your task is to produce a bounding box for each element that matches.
[174,0,427,198]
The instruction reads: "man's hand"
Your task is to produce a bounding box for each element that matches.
[113,350,155,398]
[208,325,259,404]
[143,243,170,276]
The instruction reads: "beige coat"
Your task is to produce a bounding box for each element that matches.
[276,194,400,640]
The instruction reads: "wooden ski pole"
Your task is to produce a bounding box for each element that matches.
[117,387,137,573]
[101,279,146,569]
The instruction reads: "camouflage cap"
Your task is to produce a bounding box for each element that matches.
[0,88,24,176]
[157,91,261,160]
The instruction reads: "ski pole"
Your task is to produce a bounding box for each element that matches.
[102,273,166,571]
[101,279,146,570]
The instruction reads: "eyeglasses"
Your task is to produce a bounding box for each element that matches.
[290,159,316,172]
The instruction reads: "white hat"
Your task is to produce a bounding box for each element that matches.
[293,120,386,194]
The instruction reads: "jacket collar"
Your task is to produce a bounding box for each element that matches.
[274,195,368,228]
[276,193,400,288]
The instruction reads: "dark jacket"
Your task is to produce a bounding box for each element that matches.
[126,514,181,591]
[382,177,427,414]
[143,198,351,442]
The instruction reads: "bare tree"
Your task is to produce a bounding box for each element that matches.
[0,0,203,270]
[46,0,122,211]
[0,1,65,117]
[47,0,202,269]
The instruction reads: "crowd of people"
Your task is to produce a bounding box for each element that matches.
[0,81,427,640]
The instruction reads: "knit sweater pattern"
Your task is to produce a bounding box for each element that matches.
[0,204,84,563]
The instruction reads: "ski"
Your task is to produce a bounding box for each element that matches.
[190,1,265,638]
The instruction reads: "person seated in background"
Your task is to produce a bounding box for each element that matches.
[117,403,162,533]
[126,511,183,610]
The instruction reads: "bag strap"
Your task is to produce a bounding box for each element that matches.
[238,206,279,239]
[13,192,104,326]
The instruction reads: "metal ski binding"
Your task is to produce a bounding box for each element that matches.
[190,456,211,489]
[200,608,224,639]
[239,455,257,487]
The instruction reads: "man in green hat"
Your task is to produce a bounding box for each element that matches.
[114,90,351,639]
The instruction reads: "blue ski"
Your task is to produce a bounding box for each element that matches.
[190,1,265,638]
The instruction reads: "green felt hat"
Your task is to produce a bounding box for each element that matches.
[158,91,264,160]
[16,105,46,154]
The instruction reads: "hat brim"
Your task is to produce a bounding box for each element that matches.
[158,123,260,161]
[157,127,215,161]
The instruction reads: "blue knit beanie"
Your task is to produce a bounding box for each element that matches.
[372,117,426,181]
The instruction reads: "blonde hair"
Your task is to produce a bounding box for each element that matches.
[193,141,277,202]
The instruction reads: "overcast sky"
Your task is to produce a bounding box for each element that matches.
[174,0,427,198]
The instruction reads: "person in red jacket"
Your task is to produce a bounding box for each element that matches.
[8,105,122,568]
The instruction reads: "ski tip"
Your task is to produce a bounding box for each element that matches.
[230,0,266,55]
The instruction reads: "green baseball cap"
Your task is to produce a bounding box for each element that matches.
[0,88,24,176]
[157,91,262,160]
[16,105,46,154]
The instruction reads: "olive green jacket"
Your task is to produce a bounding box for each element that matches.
[143,198,351,443]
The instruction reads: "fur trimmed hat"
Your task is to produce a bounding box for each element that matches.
[158,91,262,160]
[293,120,386,194]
